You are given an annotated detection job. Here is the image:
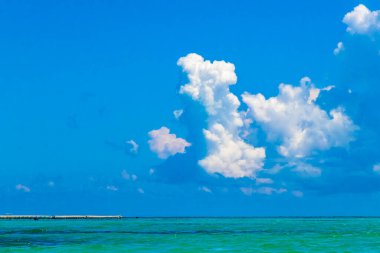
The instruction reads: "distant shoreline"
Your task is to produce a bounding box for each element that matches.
[0,215,123,220]
[1,215,380,220]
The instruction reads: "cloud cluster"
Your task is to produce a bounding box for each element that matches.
[148,126,191,159]
[178,53,265,178]
[121,170,137,181]
[242,78,357,158]
[343,4,380,35]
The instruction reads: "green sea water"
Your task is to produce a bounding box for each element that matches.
[1,217,380,252]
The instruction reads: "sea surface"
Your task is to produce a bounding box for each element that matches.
[1,217,380,252]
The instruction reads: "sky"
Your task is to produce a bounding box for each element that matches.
[1,0,380,216]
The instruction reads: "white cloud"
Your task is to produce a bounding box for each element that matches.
[299,76,312,87]
[121,170,130,180]
[256,187,278,195]
[137,188,144,194]
[47,181,55,187]
[106,185,118,191]
[173,109,184,120]
[259,187,287,195]
[177,54,356,180]
[255,178,273,185]
[240,187,255,196]
[333,42,344,55]
[292,190,304,198]
[178,53,265,178]
[277,188,288,194]
[149,168,155,175]
[199,124,265,178]
[148,126,191,159]
[265,164,286,175]
[373,163,380,174]
[198,186,212,193]
[126,140,139,155]
[343,4,380,34]
[300,76,334,105]
[242,78,357,158]
[121,170,137,181]
[15,184,30,193]
[292,162,322,177]
[240,186,287,196]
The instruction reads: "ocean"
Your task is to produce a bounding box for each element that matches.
[1,217,380,252]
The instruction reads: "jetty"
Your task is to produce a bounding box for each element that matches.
[0,215,123,220]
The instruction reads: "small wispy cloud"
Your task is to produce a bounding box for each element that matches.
[198,186,212,193]
[292,190,304,198]
[126,140,139,155]
[373,163,380,174]
[240,186,287,196]
[173,109,184,120]
[292,163,322,178]
[333,41,344,55]
[15,184,30,193]
[256,187,287,195]
[255,178,273,185]
[121,170,137,181]
[106,185,118,191]
[240,187,255,196]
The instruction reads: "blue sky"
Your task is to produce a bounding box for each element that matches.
[1,0,380,216]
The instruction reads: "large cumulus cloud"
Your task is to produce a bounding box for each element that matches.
[242,79,357,158]
[178,53,265,178]
[343,4,380,35]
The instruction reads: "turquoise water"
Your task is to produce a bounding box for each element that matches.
[1,218,380,252]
